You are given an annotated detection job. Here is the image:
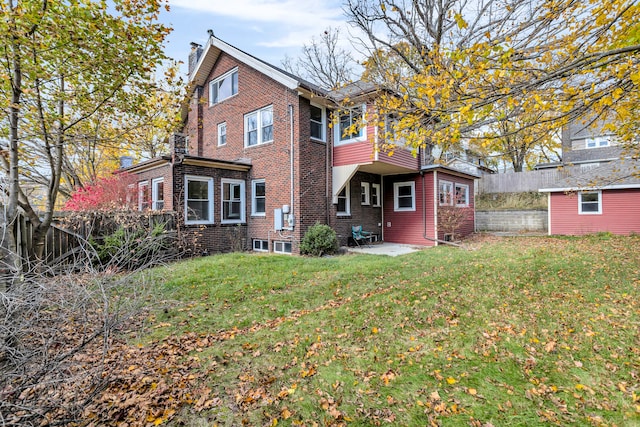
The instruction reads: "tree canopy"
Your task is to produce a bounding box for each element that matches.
[0,0,175,262]
[346,0,640,160]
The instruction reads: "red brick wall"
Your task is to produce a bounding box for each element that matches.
[329,171,383,246]
[130,163,173,211]
[184,52,331,253]
[172,163,249,254]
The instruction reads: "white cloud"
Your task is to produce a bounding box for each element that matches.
[171,0,344,27]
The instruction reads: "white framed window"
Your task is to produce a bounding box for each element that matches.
[252,179,266,216]
[372,183,381,207]
[245,105,273,147]
[394,181,415,212]
[151,177,164,210]
[336,105,365,143]
[253,239,269,252]
[218,122,227,146]
[274,241,292,254]
[221,178,245,223]
[127,183,136,207]
[138,181,150,211]
[361,182,370,205]
[579,191,602,214]
[455,183,469,207]
[185,176,214,224]
[439,180,454,206]
[585,136,611,149]
[337,184,350,216]
[209,68,238,105]
[310,103,326,141]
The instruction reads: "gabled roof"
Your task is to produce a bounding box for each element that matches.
[189,34,326,96]
[539,160,640,192]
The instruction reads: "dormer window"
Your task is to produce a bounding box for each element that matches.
[210,68,238,105]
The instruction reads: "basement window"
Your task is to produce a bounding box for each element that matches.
[274,241,292,254]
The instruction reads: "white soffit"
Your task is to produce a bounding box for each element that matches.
[190,36,299,90]
[332,164,359,204]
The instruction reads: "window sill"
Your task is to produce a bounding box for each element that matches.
[209,93,239,108]
[244,140,274,149]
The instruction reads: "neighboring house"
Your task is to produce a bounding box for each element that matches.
[539,119,640,236]
[123,33,478,254]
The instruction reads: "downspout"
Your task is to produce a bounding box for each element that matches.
[326,113,330,224]
[289,103,294,223]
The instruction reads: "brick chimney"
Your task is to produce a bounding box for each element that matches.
[188,42,203,76]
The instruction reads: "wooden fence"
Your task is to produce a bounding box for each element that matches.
[477,167,573,193]
[1,211,176,273]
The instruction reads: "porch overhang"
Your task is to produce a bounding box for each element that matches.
[332,162,419,203]
[332,164,358,204]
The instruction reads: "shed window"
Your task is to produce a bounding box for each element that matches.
[579,191,601,214]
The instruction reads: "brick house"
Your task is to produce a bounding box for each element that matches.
[123,34,478,254]
[539,119,640,235]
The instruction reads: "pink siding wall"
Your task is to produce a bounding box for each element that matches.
[383,174,436,246]
[377,146,420,170]
[436,172,475,240]
[549,189,640,235]
[334,141,375,166]
[333,117,419,171]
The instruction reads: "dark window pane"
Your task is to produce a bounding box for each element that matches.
[398,197,413,208]
[188,181,208,199]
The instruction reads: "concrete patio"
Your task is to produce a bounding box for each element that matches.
[345,242,426,256]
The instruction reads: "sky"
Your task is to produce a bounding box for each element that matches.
[161,0,352,72]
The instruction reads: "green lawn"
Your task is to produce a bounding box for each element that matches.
[140,234,639,426]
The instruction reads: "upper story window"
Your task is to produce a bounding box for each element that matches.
[585,136,611,149]
[218,122,227,146]
[210,68,238,105]
[245,105,273,147]
[185,176,214,224]
[336,105,365,143]
[394,181,415,212]
[152,178,164,210]
[579,191,602,214]
[310,104,326,141]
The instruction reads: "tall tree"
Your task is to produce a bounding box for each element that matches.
[282,27,358,90]
[346,0,640,158]
[0,0,172,266]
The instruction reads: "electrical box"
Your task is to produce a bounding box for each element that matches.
[285,213,295,229]
[274,207,294,231]
[274,208,283,231]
